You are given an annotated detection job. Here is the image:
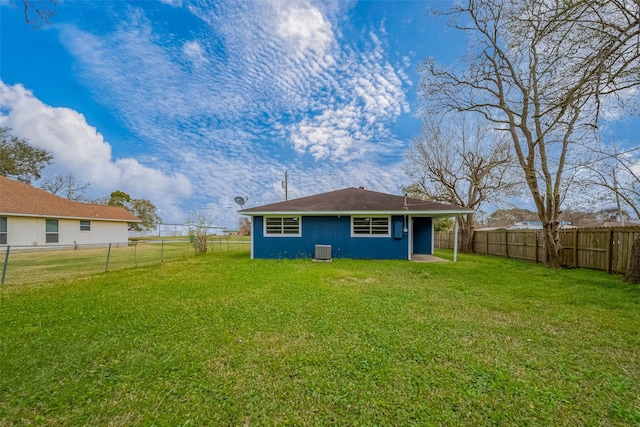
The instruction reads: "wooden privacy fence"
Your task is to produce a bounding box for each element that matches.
[435,227,640,274]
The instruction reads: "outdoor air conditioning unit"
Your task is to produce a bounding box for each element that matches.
[314,244,332,261]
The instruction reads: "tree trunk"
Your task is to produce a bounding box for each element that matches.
[460,228,475,253]
[623,234,640,284]
[542,222,563,269]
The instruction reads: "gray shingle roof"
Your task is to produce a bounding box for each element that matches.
[239,187,473,216]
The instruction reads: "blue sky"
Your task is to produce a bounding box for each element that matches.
[1,0,470,226]
[2,1,637,227]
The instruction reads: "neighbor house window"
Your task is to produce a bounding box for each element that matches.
[264,216,301,237]
[0,217,6,245]
[351,216,390,237]
[80,220,91,231]
[45,219,59,243]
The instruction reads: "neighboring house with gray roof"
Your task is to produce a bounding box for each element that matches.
[0,176,140,246]
[239,187,473,260]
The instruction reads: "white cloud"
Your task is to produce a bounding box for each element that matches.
[182,40,208,63]
[40,2,413,225]
[0,81,192,220]
[287,31,410,161]
[290,106,363,161]
[275,1,333,58]
[159,0,183,7]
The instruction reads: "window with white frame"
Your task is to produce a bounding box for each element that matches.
[264,216,301,236]
[351,216,390,237]
[45,219,59,243]
[0,217,6,244]
[80,220,91,231]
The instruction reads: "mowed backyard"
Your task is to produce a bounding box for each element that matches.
[1,248,639,426]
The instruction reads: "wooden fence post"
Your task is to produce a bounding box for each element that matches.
[573,228,579,268]
[485,231,489,255]
[606,228,613,274]
[504,230,509,258]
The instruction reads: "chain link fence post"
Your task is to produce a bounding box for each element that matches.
[1,245,10,285]
[105,243,112,272]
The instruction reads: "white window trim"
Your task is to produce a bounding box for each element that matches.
[263,216,302,237]
[351,215,391,238]
[80,220,91,232]
[0,216,7,245]
[45,219,59,244]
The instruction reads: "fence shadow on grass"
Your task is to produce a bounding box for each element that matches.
[0,238,250,285]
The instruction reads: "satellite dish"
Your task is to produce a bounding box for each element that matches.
[234,196,248,209]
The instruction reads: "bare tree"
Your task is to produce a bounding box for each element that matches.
[185,211,214,254]
[10,0,59,28]
[420,0,640,267]
[581,144,640,283]
[404,115,520,252]
[579,143,640,220]
[239,217,251,236]
[39,175,90,201]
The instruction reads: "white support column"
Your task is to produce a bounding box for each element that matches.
[250,218,255,259]
[453,217,459,262]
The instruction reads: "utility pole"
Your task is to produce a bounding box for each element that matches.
[282,170,288,201]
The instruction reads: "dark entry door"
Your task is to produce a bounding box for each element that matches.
[412,217,432,255]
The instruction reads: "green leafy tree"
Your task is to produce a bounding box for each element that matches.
[106,190,161,232]
[129,199,162,232]
[433,218,454,232]
[487,208,538,228]
[107,190,131,208]
[0,127,52,184]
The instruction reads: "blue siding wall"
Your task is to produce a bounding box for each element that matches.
[252,216,409,259]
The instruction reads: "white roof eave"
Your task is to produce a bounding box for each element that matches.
[0,212,141,222]
[238,210,473,217]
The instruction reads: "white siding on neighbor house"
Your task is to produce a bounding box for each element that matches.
[6,217,40,246]
[2,216,130,246]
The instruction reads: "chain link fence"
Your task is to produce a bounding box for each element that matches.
[0,237,250,285]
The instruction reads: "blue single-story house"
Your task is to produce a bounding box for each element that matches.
[239,187,473,261]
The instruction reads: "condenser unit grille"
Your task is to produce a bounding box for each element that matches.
[314,245,332,261]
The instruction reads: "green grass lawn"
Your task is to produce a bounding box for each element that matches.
[1,249,639,426]
[0,237,249,285]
